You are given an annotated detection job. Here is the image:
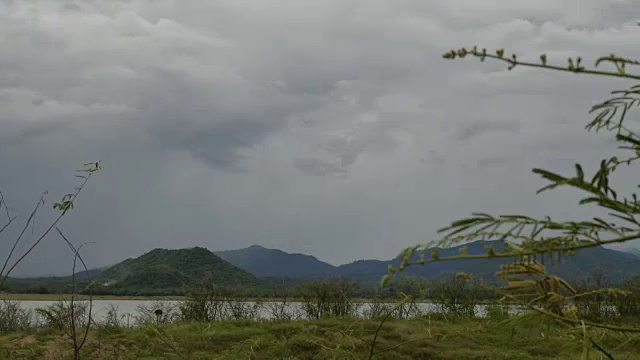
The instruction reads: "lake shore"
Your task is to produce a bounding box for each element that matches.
[0,293,517,305]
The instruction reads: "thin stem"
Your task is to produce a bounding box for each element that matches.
[368,295,412,359]
[447,49,640,80]
[0,170,95,288]
[404,233,640,268]
[0,193,46,282]
[591,339,615,360]
[0,193,16,238]
[58,228,94,360]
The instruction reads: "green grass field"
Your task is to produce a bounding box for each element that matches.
[2,317,639,359]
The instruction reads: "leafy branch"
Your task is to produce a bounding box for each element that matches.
[421,49,640,258]
[0,161,102,289]
[386,46,640,357]
[443,47,640,80]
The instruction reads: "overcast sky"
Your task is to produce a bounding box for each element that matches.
[1,1,640,276]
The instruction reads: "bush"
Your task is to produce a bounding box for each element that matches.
[430,275,481,318]
[613,277,640,320]
[135,301,180,325]
[300,276,360,319]
[180,282,261,322]
[485,303,511,320]
[34,300,90,331]
[0,300,31,333]
[100,304,127,331]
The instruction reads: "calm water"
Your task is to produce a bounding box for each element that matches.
[20,300,174,326]
[16,300,518,326]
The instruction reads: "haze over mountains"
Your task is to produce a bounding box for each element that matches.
[216,241,640,283]
[7,240,640,296]
[214,245,337,278]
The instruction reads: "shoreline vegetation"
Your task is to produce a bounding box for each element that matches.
[1,275,640,359]
[0,293,507,304]
[1,294,531,308]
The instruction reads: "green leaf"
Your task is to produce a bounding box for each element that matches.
[575,164,584,181]
[578,197,601,205]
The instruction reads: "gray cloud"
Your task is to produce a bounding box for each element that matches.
[1,1,640,276]
[456,121,521,141]
[293,157,348,178]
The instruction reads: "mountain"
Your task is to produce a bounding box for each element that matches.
[332,240,507,284]
[409,242,640,283]
[95,247,258,292]
[211,241,504,282]
[5,241,640,296]
[623,248,640,258]
[218,241,640,284]
[215,245,336,278]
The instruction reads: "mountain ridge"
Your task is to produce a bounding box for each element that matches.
[8,241,640,291]
[215,240,640,283]
[214,245,336,278]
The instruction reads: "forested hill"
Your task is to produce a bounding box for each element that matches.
[91,247,258,294]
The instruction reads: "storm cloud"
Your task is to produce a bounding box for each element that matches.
[1,0,640,276]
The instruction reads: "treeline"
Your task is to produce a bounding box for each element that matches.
[2,274,496,299]
[6,271,640,314]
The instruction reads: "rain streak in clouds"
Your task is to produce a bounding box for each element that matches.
[1,0,640,275]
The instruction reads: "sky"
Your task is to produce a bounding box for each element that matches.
[1,0,640,277]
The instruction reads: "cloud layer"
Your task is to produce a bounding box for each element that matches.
[1,0,640,275]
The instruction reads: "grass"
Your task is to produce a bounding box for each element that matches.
[2,316,639,359]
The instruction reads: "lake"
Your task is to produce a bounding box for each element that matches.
[15,300,521,326]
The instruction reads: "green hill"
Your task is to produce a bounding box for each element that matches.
[94,247,258,295]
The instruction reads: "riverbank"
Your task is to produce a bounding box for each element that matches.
[0,293,515,305]
[2,317,637,359]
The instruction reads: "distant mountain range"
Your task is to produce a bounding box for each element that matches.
[5,241,640,295]
[217,241,640,284]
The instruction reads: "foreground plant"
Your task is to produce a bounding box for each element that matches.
[0,161,102,360]
[388,47,640,358]
[0,161,102,288]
